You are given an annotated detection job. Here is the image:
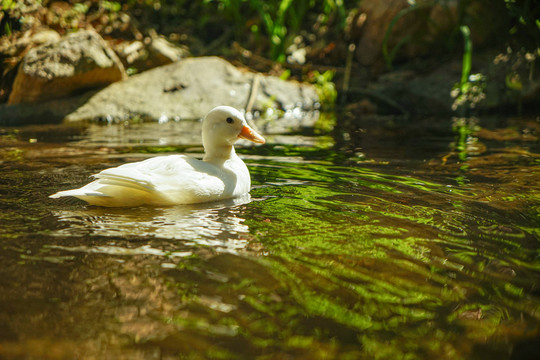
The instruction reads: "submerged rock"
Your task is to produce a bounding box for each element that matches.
[8,29,126,104]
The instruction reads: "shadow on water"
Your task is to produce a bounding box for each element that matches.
[0,114,539,359]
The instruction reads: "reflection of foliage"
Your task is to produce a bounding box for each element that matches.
[4,120,539,358]
[442,117,481,170]
[452,117,473,162]
[163,158,540,358]
[246,161,539,358]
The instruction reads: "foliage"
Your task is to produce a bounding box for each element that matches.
[492,0,539,113]
[309,70,337,108]
[503,0,540,49]
[381,0,460,70]
[84,0,349,63]
[450,26,486,113]
[491,46,538,114]
[1,0,42,36]
[382,1,430,70]
[1,0,537,114]
[0,0,130,37]
[382,0,537,114]
[210,0,348,62]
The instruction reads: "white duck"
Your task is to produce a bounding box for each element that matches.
[50,106,265,207]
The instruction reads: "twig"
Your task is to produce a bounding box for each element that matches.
[245,73,261,114]
[340,43,355,105]
[348,87,410,116]
[244,73,261,132]
[231,42,344,73]
[201,28,233,56]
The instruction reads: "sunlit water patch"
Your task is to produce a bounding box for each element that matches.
[52,195,253,254]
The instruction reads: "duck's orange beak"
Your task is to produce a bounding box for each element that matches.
[238,125,265,144]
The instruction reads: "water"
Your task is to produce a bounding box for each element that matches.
[0,114,539,359]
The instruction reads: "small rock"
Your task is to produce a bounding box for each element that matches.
[8,29,126,104]
[0,29,61,58]
[114,37,188,72]
[149,37,188,66]
[0,29,61,103]
[30,29,61,46]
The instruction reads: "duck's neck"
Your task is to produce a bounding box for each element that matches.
[203,144,236,163]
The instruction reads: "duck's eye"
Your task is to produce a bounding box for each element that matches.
[226,117,234,124]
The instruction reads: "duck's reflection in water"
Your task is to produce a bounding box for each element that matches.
[52,194,252,254]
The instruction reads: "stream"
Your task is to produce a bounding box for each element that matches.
[0,113,539,359]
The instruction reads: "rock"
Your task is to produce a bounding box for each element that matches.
[30,29,62,46]
[354,0,509,68]
[8,29,126,104]
[148,37,188,66]
[352,51,540,116]
[355,0,460,67]
[0,57,319,132]
[114,36,189,72]
[64,56,318,122]
[0,29,61,103]
[348,61,461,116]
[0,29,61,58]
[355,0,409,67]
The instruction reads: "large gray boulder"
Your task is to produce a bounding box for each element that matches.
[65,56,318,122]
[0,57,319,132]
[8,29,126,104]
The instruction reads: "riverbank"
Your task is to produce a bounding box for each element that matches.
[1,0,538,124]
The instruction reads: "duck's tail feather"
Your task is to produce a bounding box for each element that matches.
[49,189,110,199]
[50,171,155,199]
[49,173,164,207]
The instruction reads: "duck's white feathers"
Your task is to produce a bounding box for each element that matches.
[51,154,250,207]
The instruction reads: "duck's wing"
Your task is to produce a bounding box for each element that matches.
[96,155,223,189]
[96,155,226,205]
[50,155,229,206]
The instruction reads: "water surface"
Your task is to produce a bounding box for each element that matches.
[0,114,539,359]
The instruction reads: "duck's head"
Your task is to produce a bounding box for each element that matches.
[202,106,265,151]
